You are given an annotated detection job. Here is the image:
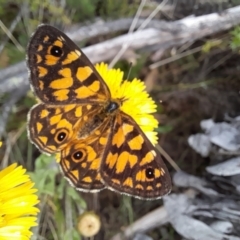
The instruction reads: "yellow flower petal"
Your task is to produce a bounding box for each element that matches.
[0,164,39,239]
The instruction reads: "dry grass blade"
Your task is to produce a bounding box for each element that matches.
[0,20,24,52]
[156,144,181,172]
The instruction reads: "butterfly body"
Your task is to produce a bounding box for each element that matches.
[77,100,120,139]
[27,24,171,199]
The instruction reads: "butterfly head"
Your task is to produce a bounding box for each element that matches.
[105,100,120,113]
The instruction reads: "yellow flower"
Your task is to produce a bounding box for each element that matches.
[0,163,39,240]
[95,63,159,145]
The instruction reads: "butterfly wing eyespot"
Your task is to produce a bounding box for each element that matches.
[145,168,155,179]
[55,129,68,143]
[100,112,172,200]
[59,121,111,192]
[27,24,110,104]
[60,141,105,192]
[72,150,84,160]
[50,45,63,57]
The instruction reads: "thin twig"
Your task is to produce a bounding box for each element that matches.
[199,51,233,80]
[218,149,240,155]
[1,124,26,168]
[0,20,24,52]
[0,9,22,54]
[109,0,147,68]
[150,46,202,69]
[65,191,73,233]
[109,0,169,68]
[156,144,181,172]
[111,206,169,240]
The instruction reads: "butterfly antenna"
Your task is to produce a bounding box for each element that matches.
[121,62,133,100]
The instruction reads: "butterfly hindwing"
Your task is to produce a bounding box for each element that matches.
[59,119,112,192]
[28,103,98,154]
[27,24,110,104]
[100,112,171,199]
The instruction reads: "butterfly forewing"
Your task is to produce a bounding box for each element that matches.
[27,24,110,104]
[100,112,171,199]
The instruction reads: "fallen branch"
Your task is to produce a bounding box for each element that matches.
[1,6,240,93]
[110,205,169,240]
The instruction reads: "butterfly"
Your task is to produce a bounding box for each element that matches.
[27,24,171,199]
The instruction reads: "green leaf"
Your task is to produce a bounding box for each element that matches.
[155,125,173,133]
[230,26,240,50]
[66,187,87,210]
[64,229,81,240]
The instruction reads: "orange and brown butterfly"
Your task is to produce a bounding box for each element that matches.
[27,24,171,199]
